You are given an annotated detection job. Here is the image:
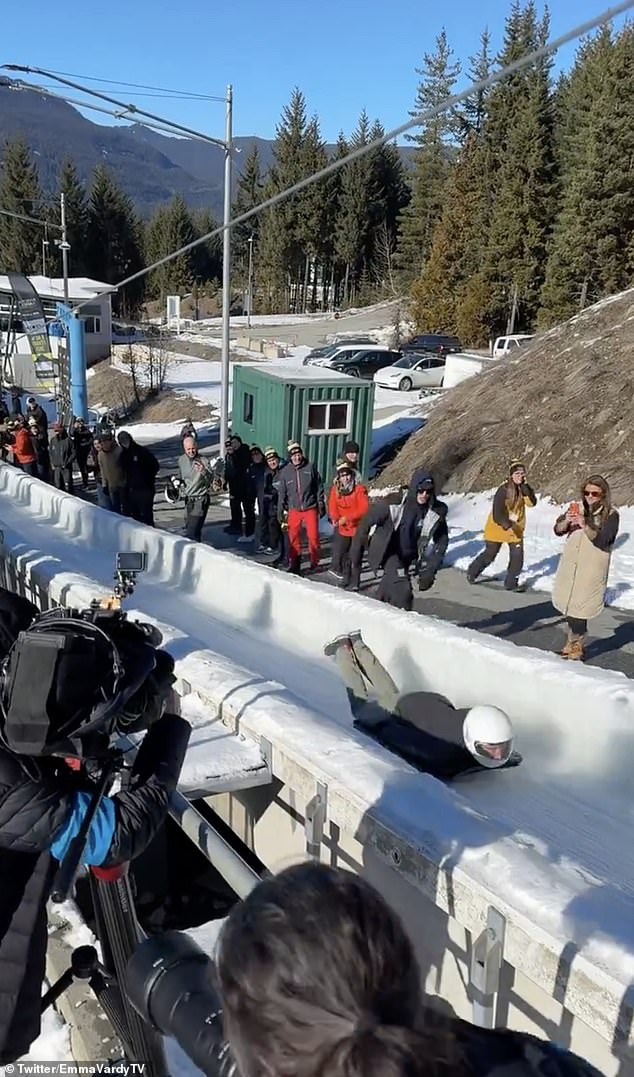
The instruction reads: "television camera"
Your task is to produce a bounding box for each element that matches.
[4,551,191,1074]
[0,549,168,762]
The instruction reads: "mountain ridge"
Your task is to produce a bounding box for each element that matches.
[0,79,414,218]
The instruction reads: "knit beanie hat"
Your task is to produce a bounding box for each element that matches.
[509,459,525,475]
[288,440,302,454]
[343,440,360,454]
[264,446,279,459]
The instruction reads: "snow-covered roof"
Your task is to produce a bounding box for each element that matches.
[244,362,359,384]
[0,275,112,302]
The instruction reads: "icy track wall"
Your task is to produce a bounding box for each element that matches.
[2,465,634,1072]
[4,466,631,798]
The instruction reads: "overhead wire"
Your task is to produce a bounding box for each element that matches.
[34,68,226,101]
[74,0,633,311]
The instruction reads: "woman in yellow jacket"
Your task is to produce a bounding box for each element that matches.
[467,460,537,592]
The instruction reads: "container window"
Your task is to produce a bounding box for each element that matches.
[83,316,102,334]
[243,392,254,424]
[308,401,351,434]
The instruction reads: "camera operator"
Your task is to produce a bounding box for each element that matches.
[0,586,190,1065]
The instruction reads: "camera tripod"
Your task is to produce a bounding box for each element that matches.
[42,863,169,1075]
[41,752,169,1076]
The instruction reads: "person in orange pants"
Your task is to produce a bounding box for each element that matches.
[276,441,325,575]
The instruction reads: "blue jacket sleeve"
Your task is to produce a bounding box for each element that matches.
[50,791,116,867]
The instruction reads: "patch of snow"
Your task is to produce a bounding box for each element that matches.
[13,1004,73,1064]
[118,419,218,446]
[371,412,425,455]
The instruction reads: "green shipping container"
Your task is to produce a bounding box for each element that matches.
[231,363,375,486]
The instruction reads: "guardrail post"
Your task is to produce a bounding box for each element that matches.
[305,781,328,860]
[469,906,506,1029]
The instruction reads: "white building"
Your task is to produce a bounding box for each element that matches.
[0,275,113,390]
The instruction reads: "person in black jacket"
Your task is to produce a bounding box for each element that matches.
[223,435,255,539]
[49,423,75,492]
[0,588,190,1064]
[351,469,449,608]
[72,417,94,488]
[324,631,518,780]
[248,445,267,550]
[260,448,286,562]
[276,442,326,575]
[27,419,51,484]
[117,431,160,527]
[25,398,48,436]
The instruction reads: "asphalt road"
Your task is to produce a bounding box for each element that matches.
[133,431,634,681]
[184,301,403,350]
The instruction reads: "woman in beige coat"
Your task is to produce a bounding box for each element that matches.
[552,475,619,661]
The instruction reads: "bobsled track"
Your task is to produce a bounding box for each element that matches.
[1,464,634,1074]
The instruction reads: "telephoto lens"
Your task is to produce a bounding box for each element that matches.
[125,931,235,1077]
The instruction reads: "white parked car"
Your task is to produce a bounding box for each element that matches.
[374,352,446,391]
[492,334,533,358]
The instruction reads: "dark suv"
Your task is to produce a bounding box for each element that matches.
[405,333,461,355]
[330,348,402,379]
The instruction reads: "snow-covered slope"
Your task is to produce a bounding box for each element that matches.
[1,464,633,1025]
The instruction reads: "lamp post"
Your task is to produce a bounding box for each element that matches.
[246,234,254,331]
[220,85,233,451]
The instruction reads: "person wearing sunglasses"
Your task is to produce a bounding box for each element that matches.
[552,475,619,661]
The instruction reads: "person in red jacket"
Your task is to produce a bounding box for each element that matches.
[11,419,38,478]
[328,461,369,588]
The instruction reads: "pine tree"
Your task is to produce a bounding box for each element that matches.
[410,26,492,343]
[412,131,491,342]
[85,165,145,315]
[461,28,493,136]
[325,132,350,308]
[396,29,461,283]
[478,2,556,332]
[296,117,329,310]
[56,158,89,278]
[367,121,409,294]
[146,206,170,299]
[232,145,263,281]
[539,25,634,322]
[258,88,309,310]
[192,208,222,286]
[0,136,44,273]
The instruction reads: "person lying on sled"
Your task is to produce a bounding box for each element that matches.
[324,632,521,780]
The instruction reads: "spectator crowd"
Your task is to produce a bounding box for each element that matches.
[0,392,160,528]
[0,391,620,662]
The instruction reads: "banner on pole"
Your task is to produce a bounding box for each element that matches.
[7,273,56,388]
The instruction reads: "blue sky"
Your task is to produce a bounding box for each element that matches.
[2,0,627,143]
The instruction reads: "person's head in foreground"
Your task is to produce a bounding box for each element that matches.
[218,861,466,1077]
[463,705,513,768]
[217,862,598,1077]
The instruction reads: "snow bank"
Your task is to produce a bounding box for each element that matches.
[1,464,633,1037]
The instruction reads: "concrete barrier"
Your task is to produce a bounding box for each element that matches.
[1,464,633,1073]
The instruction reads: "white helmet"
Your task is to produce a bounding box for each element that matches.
[462,706,513,769]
